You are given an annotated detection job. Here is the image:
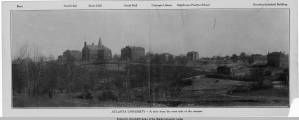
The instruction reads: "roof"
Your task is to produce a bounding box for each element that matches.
[122,46,145,51]
[127,46,144,50]
[161,53,173,55]
[86,45,99,51]
[85,45,111,51]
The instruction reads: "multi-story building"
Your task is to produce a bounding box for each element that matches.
[160,53,174,63]
[121,46,145,61]
[267,52,288,68]
[186,51,199,61]
[82,38,112,62]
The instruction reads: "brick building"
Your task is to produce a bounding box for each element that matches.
[187,51,199,61]
[267,52,288,68]
[121,46,145,61]
[82,38,112,62]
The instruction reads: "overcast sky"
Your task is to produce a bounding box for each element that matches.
[11,9,289,58]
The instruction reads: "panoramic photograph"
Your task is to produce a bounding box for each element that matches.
[11,9,289,107]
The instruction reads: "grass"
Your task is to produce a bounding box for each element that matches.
[13,87,289,108]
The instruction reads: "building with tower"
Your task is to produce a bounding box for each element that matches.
[82,38,112,62]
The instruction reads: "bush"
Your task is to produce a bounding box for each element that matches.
[75,90,93,99]
[96,90,118,101]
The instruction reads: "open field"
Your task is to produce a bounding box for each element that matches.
[13,76,289,107]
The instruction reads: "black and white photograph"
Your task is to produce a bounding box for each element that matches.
[11,9,289,108]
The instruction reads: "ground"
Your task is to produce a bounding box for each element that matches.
[13,76,289,107]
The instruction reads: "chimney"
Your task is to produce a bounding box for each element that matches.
[92,42,94,46]
[84,42,87,47]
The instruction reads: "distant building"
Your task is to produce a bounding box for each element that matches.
[121,46,145,61]
[58,50,81,63]
[267,52,288,68]
[65,50,82,61]
[187,51,199,61]
[82,38,112,62]
[160,53,174,63]
[217,65,251,78]
[174,55,188,65]
[250,54,267,65]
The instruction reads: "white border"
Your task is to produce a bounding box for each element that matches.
[1,0,298,117]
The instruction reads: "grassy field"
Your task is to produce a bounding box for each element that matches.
[13,87,289,108]
[13,94,161,108]
[13,75,289,108]
[178,76,289,107]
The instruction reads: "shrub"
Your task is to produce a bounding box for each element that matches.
[96,90,118,101]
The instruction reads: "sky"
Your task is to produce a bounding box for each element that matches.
[11,9,289,58]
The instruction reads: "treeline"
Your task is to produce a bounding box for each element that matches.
[12,57,128,98]
[12,57,198,102]
[13,58,85,96]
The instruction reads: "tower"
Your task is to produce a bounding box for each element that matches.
[98,37,102,46]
